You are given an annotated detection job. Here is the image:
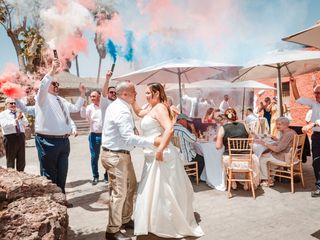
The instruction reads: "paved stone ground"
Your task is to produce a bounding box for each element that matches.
[1,135,319,240]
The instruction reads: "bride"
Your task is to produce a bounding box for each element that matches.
[131,82,204,238]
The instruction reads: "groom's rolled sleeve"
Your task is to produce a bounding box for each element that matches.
[116,111,153,148]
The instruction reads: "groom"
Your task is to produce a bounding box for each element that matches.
[101,80,159,240]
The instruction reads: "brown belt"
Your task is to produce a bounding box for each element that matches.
[102,147,130,155]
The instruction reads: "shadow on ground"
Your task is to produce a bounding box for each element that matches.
[66,179,92,188]
[67,189,108,211]
[68,228,105,240]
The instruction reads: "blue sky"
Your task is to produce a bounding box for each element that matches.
[1,0,320,77]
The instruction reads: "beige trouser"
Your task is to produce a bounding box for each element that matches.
[260,153,285,180]
[101,150,137,233]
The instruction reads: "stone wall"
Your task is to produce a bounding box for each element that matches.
[0,168,68,239]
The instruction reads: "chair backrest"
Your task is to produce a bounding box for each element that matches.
[227,138,254,168]
[290,134,306,164]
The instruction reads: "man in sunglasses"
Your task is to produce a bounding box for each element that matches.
[101,70,117,123]
[291,76,320,197]
[0,98,29,171]
[34,58,85,195]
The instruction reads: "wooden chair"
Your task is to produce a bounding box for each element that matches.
[227,138,255,199]
[172,135,199,185]
[268,134,306,193]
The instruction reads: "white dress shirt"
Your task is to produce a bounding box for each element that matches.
[297,97,320,132]
[0,109,29,135]
[16,99,77,134]
[35,74,84,135]
[102,98,153,151]
[80,103,102,133]
[245,113,258,125]
[219,100,230,113]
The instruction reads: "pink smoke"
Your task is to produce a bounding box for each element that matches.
[55,0,69,13]
[1,82,25,99]
[0,64,39,99]
[77,0,96,10]
[57,33,88,59]
[95,13,126,44]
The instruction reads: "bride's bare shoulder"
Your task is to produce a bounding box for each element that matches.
[154,103,168,112]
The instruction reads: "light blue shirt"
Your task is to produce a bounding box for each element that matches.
[173,123,197,162]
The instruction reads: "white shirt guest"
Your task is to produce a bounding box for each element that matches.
[219,94,231,113]
[0,98,29,172]
[245,108,258,125]
[34,58,85,195]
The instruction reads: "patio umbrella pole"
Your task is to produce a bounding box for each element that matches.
[277,64,284,116]
[242,88,246,120]
[178,68,183,113]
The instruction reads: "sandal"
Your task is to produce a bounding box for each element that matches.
[260,181,274,187]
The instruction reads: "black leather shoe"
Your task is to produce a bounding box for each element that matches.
[311,189,320,197]
[92,177,99,185]
[105,231,131,240]
[122,220,134,229]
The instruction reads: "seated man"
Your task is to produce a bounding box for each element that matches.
[255,117,296,186]
[173,113,205,179]
[245,108,258,125]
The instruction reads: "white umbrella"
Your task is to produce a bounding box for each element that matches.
[282,22,320,49]
[165,79,232,91]
[113,58,240,112]
[234,49,320,115]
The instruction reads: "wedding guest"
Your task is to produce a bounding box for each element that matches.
[219,94,231,113]
[256,117,296,187]
[0,98,29,171]
[245,108,258,125]
[35,58,85,195]
[216,108,260,189]
[173,113,205,178]
[80,90,106,185]
[268,97,278,137]
[290,76,320,197]
[258,97,272,129]
[202,107,218,123]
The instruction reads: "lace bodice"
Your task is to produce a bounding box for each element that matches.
[140,115,163,138]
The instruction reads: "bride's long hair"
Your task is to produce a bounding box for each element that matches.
[147,82,172,119]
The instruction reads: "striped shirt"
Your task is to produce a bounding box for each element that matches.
[173,123,197,162]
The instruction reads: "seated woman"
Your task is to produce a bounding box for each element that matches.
[216,108,260,189]
[255,116,296,186]
[202,107,217,123]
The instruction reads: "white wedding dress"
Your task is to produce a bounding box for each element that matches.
[133,115,204,238]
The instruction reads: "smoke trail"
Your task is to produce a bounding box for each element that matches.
[106,39,117,63]
[124,31,134,62]
[40,0,93,49]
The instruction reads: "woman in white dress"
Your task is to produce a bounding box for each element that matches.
[131,82,204,238]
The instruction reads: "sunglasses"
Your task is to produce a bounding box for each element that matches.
[51,82,60,87]
[8,102,16,105]
[109,91,116,94]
